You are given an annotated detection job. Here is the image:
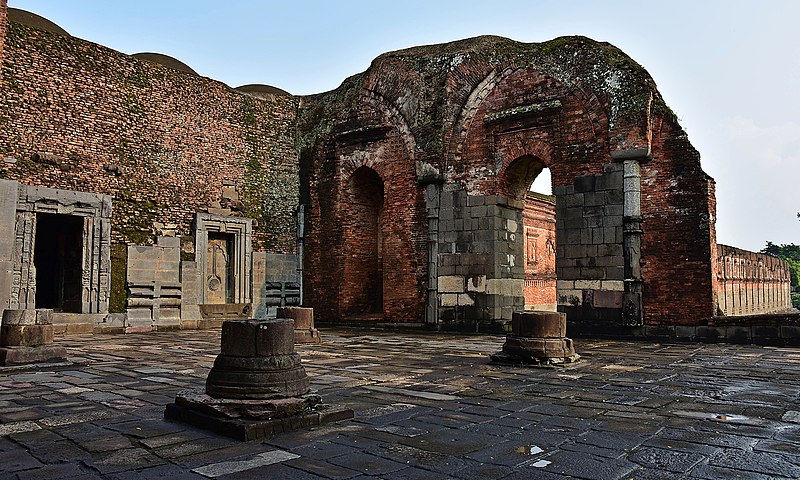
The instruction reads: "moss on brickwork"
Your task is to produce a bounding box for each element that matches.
[297,34,676,159]
[0,20,300,253]
[109,243,127,313]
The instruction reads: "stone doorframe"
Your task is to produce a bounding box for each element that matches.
[2,181,112,314]
[193,213,253,305]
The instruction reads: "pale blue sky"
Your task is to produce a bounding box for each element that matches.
[8,0,800,251]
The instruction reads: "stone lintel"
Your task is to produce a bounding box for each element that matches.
[610,148,651,161]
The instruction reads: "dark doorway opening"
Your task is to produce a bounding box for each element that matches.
[34,213,84,312]
[206,232,235,304]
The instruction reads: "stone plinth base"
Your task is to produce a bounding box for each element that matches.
[490,310,580,367]
[1,309,67,366]
[164,389,353,441]
[277,307,321,344]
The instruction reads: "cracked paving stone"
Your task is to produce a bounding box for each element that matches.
[657,427,759,450]
[398,428,491,455]
[536,450,638,480]
[464,440,547,467]
[628,446,706,473]
[216,463,327,480]
[327,451,407,476]
[284,457,361,479]
[688,463,777,480]
[88,447,167,475]
[0,449,45,473]
[290,440,359,460]
[192,450,299,478]
[576,429,648,451]
[753,438,800,458]
[453,460,514,480]
[708,448,800,477]
[374,442,472,474]
[14,462,97,480]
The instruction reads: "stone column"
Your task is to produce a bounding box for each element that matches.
[491,310,579,366]
[206,318,309,399]
[425,182,440,326]
[613,149,647,326]
[277,306,320,344]
[165,317,353,440]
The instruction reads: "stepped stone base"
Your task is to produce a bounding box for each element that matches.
[164,389,353,441]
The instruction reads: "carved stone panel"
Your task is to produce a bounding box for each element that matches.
[194,213,252,305]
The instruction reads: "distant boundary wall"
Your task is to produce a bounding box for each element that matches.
[715,244,792,316]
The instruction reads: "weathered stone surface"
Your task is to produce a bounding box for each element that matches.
[175,389,311,420]
[205,319,309,399]
[0,344,66,365]
[277,307,321,344]
[2,308,50,326]
[0,324,53,346]
[492,310,579,366]
[511,310,565,338]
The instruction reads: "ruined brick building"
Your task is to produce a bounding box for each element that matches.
[0,3,794,341]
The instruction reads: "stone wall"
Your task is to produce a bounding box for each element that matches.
[252,253,301,319]
[126,237,181,332]
[0,19,298,253]
[436,189,524,328]
[555,165,626,324]
[716,244,792,316]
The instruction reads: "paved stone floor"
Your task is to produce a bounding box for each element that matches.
[1,329,800,479]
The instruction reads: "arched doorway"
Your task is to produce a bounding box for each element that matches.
[341,166,385,318]
[501,156,557,311]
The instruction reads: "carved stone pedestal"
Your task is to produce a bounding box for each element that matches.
[165,318,351,440]
[277,307,321,344]
[491,311,580,367]
[0,309,67,366]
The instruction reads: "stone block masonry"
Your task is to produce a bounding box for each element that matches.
[554,164,626,324]
[436,190,525,327]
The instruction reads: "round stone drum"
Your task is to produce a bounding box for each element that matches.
[205,318,310,399]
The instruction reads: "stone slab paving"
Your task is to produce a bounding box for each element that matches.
[0,329,799,478]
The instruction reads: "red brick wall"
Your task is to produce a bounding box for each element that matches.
[0,0,6,79]
[523,193,556,308]
[301,125,427,324]
[298,36,720,328]
[0,21,298,253]
[640,118,717,324]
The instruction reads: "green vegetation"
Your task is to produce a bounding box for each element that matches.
[109,244,127,313]
[761,242,800,308]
